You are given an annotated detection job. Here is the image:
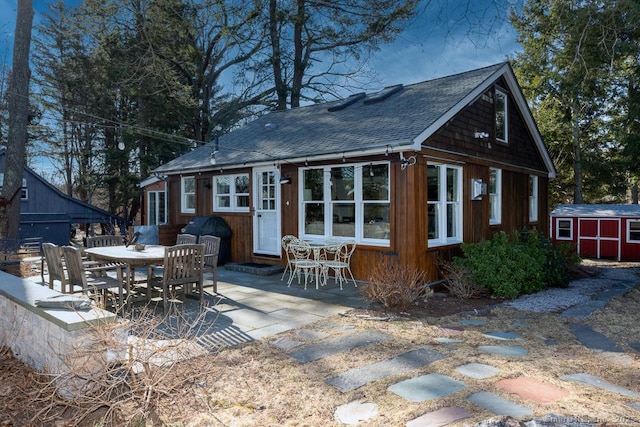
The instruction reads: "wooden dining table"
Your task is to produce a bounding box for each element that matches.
[84,245,166,309]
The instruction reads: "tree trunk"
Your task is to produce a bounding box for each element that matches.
[0,0,34,240]
[571,99,583,204]
[269,0,287,110]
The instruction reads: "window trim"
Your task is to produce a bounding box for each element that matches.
[147,190,167,225]
[427,162,463,248]
[627,219,640,243]
[298,161,390,246]
[213,173,250,213]
[489,168,502,225]
[181,176,196,214]
[495,89,508,143]
[529,175,539,222]
[556,218,573,240]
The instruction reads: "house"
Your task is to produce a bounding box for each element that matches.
[550,204,640,261]
[0,147,126,245]
[145,62,556,282]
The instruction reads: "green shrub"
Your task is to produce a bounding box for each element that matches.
[452,229,579,299]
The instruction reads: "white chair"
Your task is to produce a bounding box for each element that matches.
[280,235,298,282]
[322,241,357,289]
[287,240,321,289]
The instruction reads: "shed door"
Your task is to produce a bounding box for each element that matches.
[253,168,281,256]
[578,218,620,260]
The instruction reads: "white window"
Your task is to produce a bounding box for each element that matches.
[529,175,538,222]
[489,168,501,225]
[148,190,167,225]
[0,174,28,200]
[427,163,463,247]
[495,89,508,142]
[628,220,640,243]
[556,218,573,240]
[181,176,195,213]
[300,162,390,245]
[214,173,250,212]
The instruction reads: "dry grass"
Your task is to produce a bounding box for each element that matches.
[2,263,640,426]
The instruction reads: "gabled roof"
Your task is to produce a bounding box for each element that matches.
[551,204,640,218]
[153,62,555,178]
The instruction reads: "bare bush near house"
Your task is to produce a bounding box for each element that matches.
[30,304,220,426]
[360,263,428,310]
[439,260,483,299]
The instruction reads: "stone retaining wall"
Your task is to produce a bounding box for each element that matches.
[0,271,118,397]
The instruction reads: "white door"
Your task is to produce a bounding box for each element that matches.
[253,168,281,255]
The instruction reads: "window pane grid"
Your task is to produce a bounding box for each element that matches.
[214,174,250,212]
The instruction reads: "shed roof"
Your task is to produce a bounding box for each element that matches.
[551,204,640,218]
[153,62,555,178]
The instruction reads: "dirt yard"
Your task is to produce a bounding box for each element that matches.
[1,262,639,426]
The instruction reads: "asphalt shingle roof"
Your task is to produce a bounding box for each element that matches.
[154,63,507,174]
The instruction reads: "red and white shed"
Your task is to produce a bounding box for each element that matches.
[550,204,640,261]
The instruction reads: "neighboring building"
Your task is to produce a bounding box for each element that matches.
[550,204,640,261]
[0,147,125,245]
[144,62,556,282]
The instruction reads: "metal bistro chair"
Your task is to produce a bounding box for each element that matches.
[42,242,69,293]
[61,245,126,310]
[199,235,221,293]
[287,240,321,289]
[280,235,298,282]
[176,233,198,245]
[147,244,205,313]
[322,240,357,290]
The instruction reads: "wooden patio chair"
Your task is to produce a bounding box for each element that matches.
[86,235,124,248]
[322,241,357,289]
[176,233,198,245]
[199,235,220,293]
[42,242,69,293]
[147,244,205,313]
[61,245,126,310]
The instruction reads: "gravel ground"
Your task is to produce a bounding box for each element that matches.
[502,260,640,313]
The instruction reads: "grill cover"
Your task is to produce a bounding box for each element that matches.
[181,216,232,264]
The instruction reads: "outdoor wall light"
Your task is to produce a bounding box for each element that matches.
[474,131,489,139]
[279,176,292,184]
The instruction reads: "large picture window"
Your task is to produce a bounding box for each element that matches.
[300,162,390,244]
[148,190,167,225]
[427,163,462,247]
[495,89,508,142]
[489,168,501,225]
[181,176,195,214]
[214,174,250,212]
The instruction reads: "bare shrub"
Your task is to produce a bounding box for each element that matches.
[31,303,221,426]
[438,260,482,299]
[360,262,428,310]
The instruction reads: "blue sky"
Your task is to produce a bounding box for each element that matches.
[1,0,523,177]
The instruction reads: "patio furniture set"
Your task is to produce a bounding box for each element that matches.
[280,235,357,290]
[41,233,220,313]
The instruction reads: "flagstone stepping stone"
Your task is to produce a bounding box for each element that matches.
[439,325,465,335]
[406,406,472,427]
[434,337,463,344]
[388,373,466,402]
[467,391,533,417]
[478,345,528,357]
[295,329,330,341]
[629,342,640,353]
[630,402,640,411]
[455,362,500,379]
[270,337,305,350]
[288,330,390,363]
[495,376,568,404]
[459,318,486,326]
[561,373,640,397]
[334,400,378,425]
[482,331,522,340]
[567,323,623,352]
[561,300,606,319]
[326,347,445,392]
